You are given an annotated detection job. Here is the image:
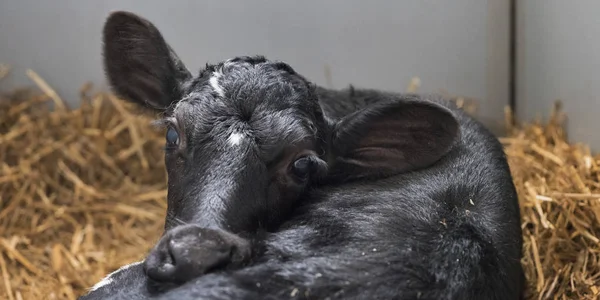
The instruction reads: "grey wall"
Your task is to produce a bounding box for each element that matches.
[0,0,510,134]
[517,0,600,149]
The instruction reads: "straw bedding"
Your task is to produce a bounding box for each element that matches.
[0,69,599,299]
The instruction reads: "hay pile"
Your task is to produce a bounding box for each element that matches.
[0,69,167,300]
[0,70,599,299]
[504,103,600,299]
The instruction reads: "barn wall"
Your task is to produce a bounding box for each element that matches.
[0,0,510,133]
[517,0,600,149]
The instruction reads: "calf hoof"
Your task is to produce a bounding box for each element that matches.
[143,224,250,284]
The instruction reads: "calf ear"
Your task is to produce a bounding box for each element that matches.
[102,11,192,112]
[328,99,460,181]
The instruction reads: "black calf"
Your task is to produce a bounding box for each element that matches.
[79,11,524,300]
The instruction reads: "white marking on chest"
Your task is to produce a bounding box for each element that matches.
[209,69,225,98]
[88,261,143,292]
[227,131,245,146]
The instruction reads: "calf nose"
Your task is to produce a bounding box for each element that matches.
[144,224,251,284]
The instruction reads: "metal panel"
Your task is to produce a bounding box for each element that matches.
[517,0,600,149]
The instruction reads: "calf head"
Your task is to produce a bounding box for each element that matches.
[102,10,460,285]
[103,12,330,233]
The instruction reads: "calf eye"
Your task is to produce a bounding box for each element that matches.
[292,157,313,179]
[166,127,179,146]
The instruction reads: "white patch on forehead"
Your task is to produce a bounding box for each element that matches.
[209,68,225,98]
[87,261,143,292]
[227,131,245,146]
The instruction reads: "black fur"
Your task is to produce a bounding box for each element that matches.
[79,11,525,300]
